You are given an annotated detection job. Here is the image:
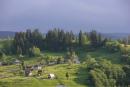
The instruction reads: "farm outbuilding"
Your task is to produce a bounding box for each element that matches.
[48,73,55,79]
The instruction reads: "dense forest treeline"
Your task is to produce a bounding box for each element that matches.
[3,29,106,55]
[2,28,130,56]
[1,29,130,65]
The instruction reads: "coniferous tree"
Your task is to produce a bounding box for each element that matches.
[89,30,98,47]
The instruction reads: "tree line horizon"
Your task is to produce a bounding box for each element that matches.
[2,28,106,55]
[2,28,130,56]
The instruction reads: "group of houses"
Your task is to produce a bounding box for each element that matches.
[22,63,55,79]
[0,54,80,79]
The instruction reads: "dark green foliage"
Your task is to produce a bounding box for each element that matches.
[21,60,25,70]
[56,57,63,64]
[12,29,106,55]
[0,50,3,57]
[2,40,14,55]
[89,30,104,48]
[45,29,76,51]
[121,54,130,64]
[86,58,126,87]
[89,69,116,87]
[123,65,130,85]
[79,30,89,47]
[105,41,120,52]
[13,29,43,55]
[89,30,98,47]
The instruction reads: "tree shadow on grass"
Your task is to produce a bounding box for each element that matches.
[73,65,94,87]
[73,66,88,87]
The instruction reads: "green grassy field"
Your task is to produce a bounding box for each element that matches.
[0,64,88,87]
[0,48,123,87]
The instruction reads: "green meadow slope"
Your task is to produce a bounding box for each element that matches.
[0,48,123,87]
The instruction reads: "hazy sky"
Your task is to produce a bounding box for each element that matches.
[0,0,130,33]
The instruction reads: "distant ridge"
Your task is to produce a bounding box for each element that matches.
[0,31,15,39]
[0,31,130,40]
[102,33,130,39]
